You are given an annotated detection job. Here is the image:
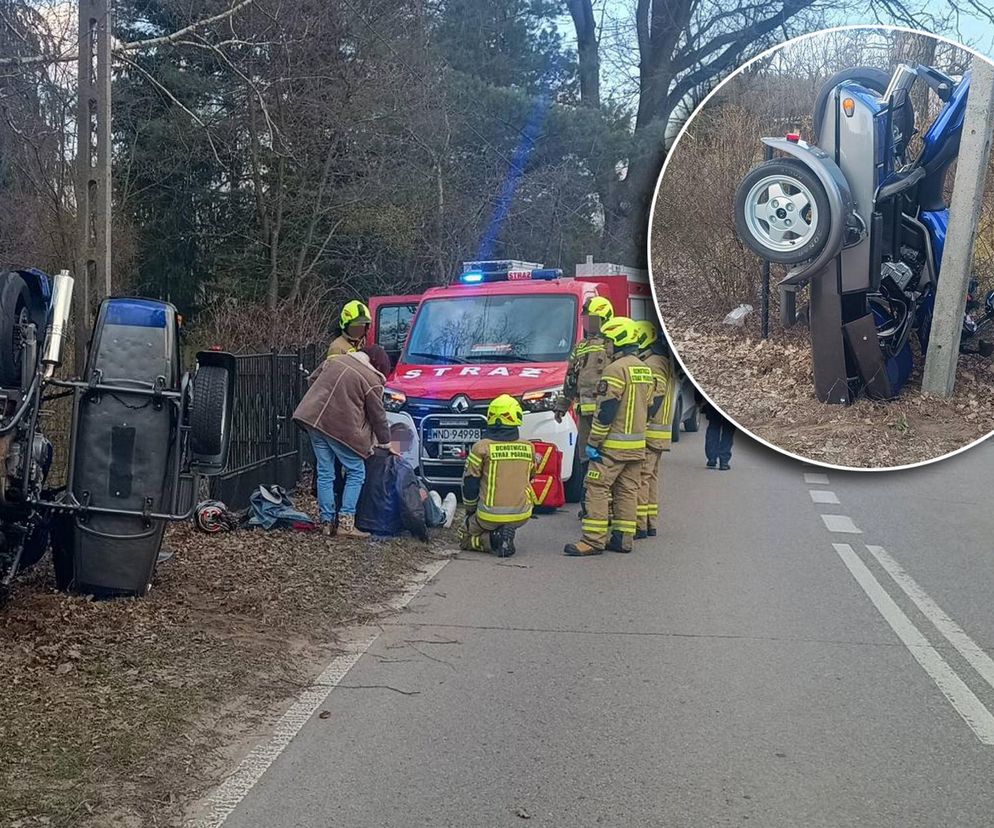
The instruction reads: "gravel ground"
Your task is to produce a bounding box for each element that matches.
[0,491,456,827]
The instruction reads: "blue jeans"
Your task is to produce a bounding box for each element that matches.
[309,432,366,521]
[705,416,735,465]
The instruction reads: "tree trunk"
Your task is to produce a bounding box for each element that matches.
[567,0,600,108]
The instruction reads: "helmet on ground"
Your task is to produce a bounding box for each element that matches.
[600,316,640,349]
[340,300,371,329]
[487,393,524,427]
[582,296,614,321]
[634,320,659,349]
[194,500,238,533]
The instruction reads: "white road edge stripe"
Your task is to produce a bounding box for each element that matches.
[804,473,830,484]
[195,556,452,827]
[821,514,862,534]
[832,543,994,745]
[809,490,840,504]
[866,544,994,694]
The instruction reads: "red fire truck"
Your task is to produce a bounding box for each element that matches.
[367,259,652,499]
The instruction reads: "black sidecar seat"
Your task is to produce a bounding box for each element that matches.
[69,298,181,596]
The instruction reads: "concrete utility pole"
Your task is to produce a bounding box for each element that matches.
[75,0,113,370]
[922,59,994,397]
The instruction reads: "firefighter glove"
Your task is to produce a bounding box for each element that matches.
[585,445,602,463]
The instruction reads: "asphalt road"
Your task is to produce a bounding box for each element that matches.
[213,431,994,828]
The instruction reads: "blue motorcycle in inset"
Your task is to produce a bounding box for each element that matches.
[734,63,994,404]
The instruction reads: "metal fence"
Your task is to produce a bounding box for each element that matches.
[211,345,320,510]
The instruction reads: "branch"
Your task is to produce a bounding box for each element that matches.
[0,0,254,67]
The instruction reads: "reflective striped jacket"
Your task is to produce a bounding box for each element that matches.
[642,351,674,450]
[560,335,614,415]
[463,438,535,524]
[587,354,653,461]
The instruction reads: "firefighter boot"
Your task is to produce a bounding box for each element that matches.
[564,540,603,556]
[635,528,648,540]
[606,531,631,553]
[491,526,517,558]
[337,513,370,540]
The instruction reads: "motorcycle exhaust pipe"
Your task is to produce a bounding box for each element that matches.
[42,269,74,378]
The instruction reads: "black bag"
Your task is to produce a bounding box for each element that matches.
[395,461,429,541]
[355,448,403,535]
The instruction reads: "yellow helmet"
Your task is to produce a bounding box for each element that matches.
[634,320,659,349]
[487,393,524,427]
[582,296,614,321]
[600,316,640,349]
[340,300,371,329]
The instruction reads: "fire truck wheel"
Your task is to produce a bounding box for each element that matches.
[0,272,32,387]
[190,365,230,457]
[564,444,584,503]
[683,405,700,433]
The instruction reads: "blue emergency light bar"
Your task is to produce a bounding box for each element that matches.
[458,267,563,284]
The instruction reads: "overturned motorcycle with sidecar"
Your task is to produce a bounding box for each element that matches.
[0,267,235,597]
[734,62,994,404]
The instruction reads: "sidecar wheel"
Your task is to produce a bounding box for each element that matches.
[0,272,32,387]
[734,159,831,265]
[190,365,230,458]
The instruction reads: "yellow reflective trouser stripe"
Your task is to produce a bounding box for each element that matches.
[478,506,532,523]
[647,504,659,516]
[582,519,609,533]
[611,520,637,532]
[636,505,651,516]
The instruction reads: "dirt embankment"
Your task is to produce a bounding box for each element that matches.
[1,496,456,827]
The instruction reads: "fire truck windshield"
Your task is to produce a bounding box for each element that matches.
[404,294,577,365]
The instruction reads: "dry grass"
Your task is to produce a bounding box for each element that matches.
[0,491,457,827]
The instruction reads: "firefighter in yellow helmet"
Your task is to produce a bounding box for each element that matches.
[460,394,535,557]
[553,295,614,516]
[564,317,653,556]
[634,319,671,539]
[328,300,372,358]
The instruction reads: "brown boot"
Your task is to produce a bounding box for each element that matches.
[563,540,603,557]
[337,513,369,540]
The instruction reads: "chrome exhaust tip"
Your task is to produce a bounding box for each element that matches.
[42,269,74,377]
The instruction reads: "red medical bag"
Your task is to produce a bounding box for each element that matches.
[530,441,565,510]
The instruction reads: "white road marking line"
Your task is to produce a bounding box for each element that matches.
[804,472,830,484]
[196,556,452,828]
[832,543,994,745]
[821,514,862,534]
[809,490,840,504]
[866,545,994,694]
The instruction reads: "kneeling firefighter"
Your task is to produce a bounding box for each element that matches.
[328,300,372,358]
[565,317,654,557]
[554,296,614,515]
[460,394,536,558]
[634,320,671,539]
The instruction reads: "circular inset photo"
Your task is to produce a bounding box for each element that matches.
[650,26,994,470]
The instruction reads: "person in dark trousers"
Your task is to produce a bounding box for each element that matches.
[703,402,736,470]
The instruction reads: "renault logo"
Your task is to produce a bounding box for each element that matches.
[451,395,470,413]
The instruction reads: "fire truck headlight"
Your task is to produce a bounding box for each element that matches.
[521,387,562,413]
[384,388,407,412]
